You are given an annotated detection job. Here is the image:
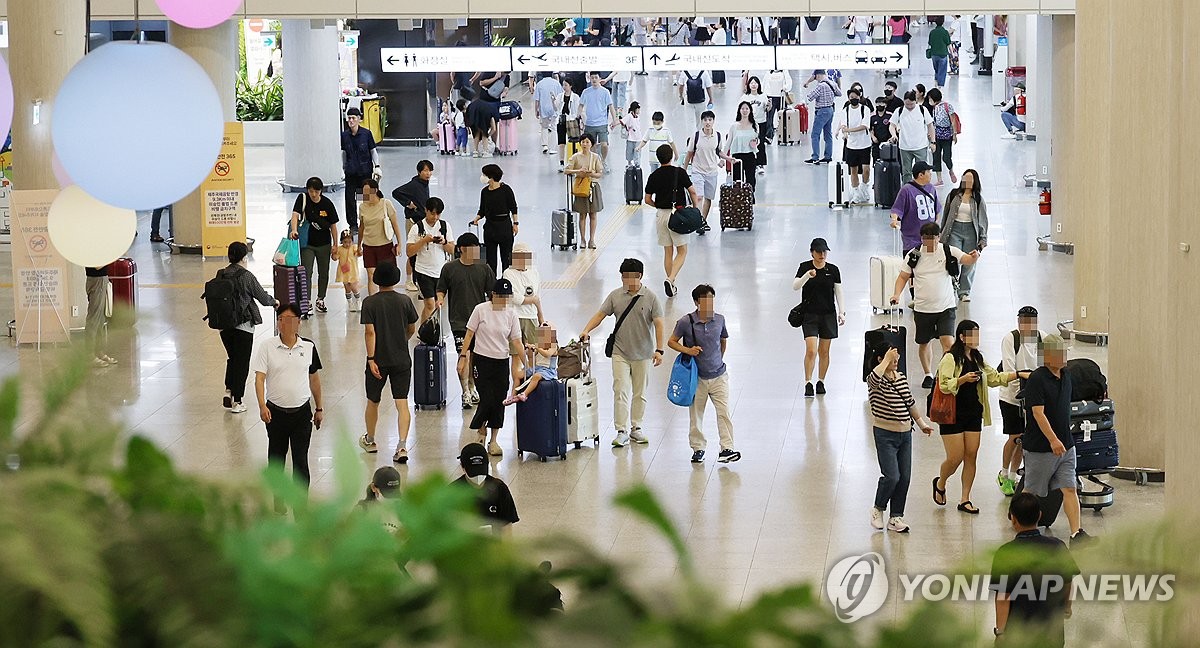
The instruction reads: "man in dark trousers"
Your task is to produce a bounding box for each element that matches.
[251,303,324,511]
[341,107,381,234]
[990,492,1080,647]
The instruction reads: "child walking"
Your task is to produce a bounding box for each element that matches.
[504,323,559,405]
[336,230,363,311]
[454,99,469,157]
[620,101,644,166]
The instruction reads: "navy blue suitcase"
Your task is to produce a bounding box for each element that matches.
[515,379,568,462]
[1073,428,1119,474]
[413,343,447,410]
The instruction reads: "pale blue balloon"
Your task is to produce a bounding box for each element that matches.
[52,41,223,211]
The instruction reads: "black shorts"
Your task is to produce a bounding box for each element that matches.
[913,308,957,345]
[365,363,412,402]
[452,329,475,356]
[844,146,872,168]
[939,414,984,435]
[801,312,838,340]
[999,401,1025,435]
[778,17,798,40]
[414,271,438,300]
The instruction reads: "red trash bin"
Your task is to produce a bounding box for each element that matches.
[106,257,137,321]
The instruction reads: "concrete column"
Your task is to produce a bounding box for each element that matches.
[168,21,237,250]
[282,19,341,190]
[8,0,86,190]
[1048,15,1074,242]
[1167,0,1200,527]
[1071,0,1111,338]
[1105,0,1171,471]
[1027,15,1051,144]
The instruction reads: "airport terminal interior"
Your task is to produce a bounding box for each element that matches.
[0,4,1196,646]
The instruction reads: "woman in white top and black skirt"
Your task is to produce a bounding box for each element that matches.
[458,279,526,457]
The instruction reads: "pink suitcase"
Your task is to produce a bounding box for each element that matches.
[495,118,518,155]
[437,122,455,155]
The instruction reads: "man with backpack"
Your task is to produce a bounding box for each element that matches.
[997,306,1045,496]
[405,197,455,323]
[644,145,702,298]
[836,87,874,203]
[676,70,714,127]
[889,222,979,389]
[682,110,723,234]
[206,241,278,414]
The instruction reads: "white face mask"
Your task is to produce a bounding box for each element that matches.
[480,174,489,185]
[468,474,487,485]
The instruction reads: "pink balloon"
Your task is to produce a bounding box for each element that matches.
[51,152,72,188]
[0,58,12,144]
[155,0,242,29]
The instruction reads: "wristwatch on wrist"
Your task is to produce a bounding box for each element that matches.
[655,349,664,354]
[367,356,374,361]
[316,408,324,412]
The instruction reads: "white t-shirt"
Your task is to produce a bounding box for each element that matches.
[737,17,763,44]
[906,244,969,313]
[466,302,521,360]
[892,105,933,152]
[711,27,727,45]
[611,70,632,84]
[621,112,644,142]
[838,102,872,149]
[1000,330,1046,404]
[853,16,871,32]
[502,266,542,321]
[739,93,769,123]
[453,111,465,129]
[764,70,792,97]
[408,219,454,278]
[687,129,723,174]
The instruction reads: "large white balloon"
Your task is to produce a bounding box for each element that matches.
[52,41,223,211]
[47,186,138,268]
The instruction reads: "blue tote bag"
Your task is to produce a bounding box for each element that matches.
[667,315,700,407]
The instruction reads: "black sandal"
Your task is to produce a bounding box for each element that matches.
[932,477,947,506]
[957,501,980,514]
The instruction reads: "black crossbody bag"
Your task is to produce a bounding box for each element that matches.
[606,295,642,358]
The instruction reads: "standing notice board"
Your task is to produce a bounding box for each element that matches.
[10,189,69,345]
[201,122,247,256]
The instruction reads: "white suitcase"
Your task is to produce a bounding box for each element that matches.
[827,161,850,208]
[869,255,906,314]
[566,377,599,448]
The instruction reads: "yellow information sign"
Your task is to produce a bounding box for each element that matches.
[201,122,247,255]
[10,189,69,345]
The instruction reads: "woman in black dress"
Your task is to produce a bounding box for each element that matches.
[472,164,519,275]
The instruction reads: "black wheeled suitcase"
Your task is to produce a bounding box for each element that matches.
[624,164,644,204]
[516,379,568,461]
[873,158,902,208]
[1016,474,1063,528]
[413,342,447,410]
[862,324,907,381]
[272,264,311,317]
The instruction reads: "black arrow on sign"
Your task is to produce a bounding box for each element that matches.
[891,52,904,62]
[649,53,661,64]
[517,55,529,64]
[666,53,680,63]
[386,55,399,66]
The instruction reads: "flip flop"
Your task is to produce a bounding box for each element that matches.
[957,501,980,515]
[932,477,947,506]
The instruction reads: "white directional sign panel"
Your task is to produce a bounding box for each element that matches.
[641,46,775,73]
[380,47,510,73]
[511,47,644,72]
[775,44,909,70]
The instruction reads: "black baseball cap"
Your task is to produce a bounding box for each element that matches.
[372,466,402,497]
[493,278,514,296]
[1018,306,1039,318]
[911,160,933,176]
[458,443,489,477]
[346,107,363,117]
[810,238,830,252]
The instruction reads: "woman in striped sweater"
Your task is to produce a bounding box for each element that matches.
[867,344,936,533]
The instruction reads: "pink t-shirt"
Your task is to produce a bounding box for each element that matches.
[889,18,908,37]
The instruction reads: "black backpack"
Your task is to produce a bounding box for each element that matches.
[907,242,960,278]
[202,267,242,330]
[684,72,706,104]
[1065,358,1108,402]
[417,219,451,260]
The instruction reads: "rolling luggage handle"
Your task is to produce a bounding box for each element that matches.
[885,227,905,319]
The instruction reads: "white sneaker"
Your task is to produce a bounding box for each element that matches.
[629,429,649,444]
[229,402,248,414]
[887,516,911,533]
[870,507,885,530]
[405,280,418,292]
[612,431,630,447]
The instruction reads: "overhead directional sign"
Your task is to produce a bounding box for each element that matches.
[380,47,510,73]
[642,45,775,73]
[511,46,643,72]
[775,44,909,70]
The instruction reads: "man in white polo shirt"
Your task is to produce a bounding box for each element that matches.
[252,303,325,505]
[682,110,722,235]
[889,90,935,183]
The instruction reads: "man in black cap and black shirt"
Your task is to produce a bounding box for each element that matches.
[453,442,519,533]
[792,238,845,398]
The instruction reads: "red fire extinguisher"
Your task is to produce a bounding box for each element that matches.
[1038,189,1052,215]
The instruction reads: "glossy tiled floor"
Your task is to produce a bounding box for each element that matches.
[0,22,1162,645]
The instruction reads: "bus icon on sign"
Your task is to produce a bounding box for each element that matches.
[855,50,869,64]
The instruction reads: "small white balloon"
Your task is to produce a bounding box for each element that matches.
[52,41,223,211]
[48,186,137,268]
